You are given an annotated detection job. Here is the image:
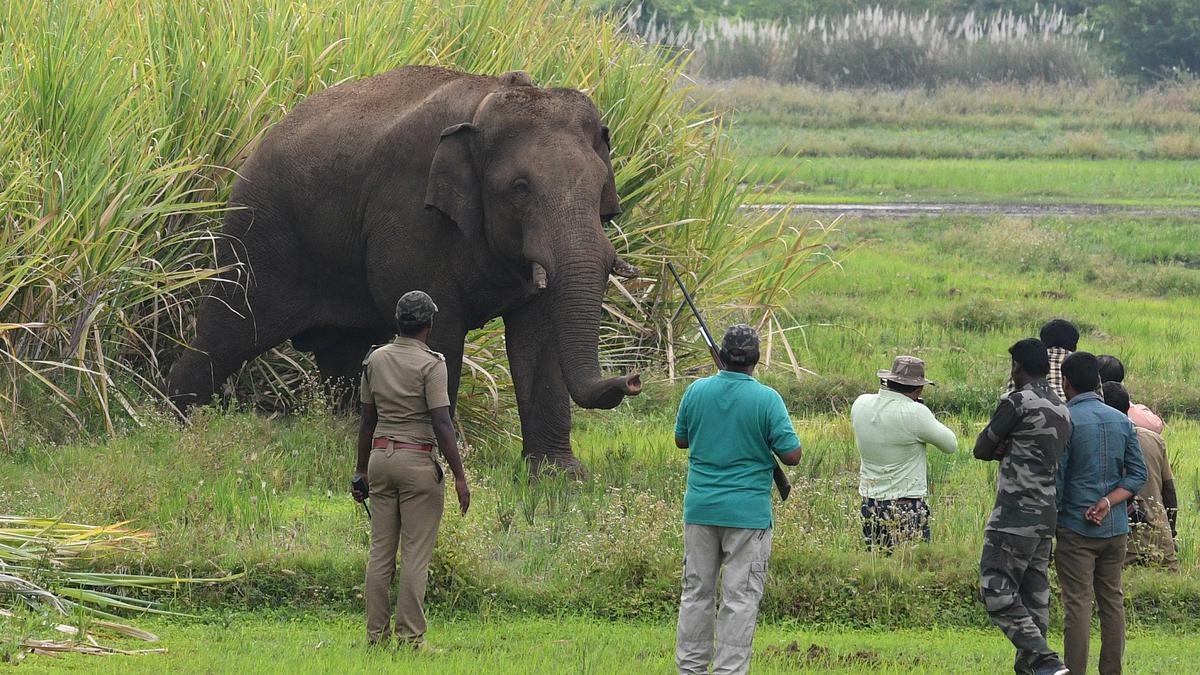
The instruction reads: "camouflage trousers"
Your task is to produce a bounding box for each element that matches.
[980,530,1062,674]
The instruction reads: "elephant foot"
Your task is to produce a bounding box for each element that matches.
[525,451,587,480]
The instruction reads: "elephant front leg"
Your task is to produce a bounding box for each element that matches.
[504,303,583,478]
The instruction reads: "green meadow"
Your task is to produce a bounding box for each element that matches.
[14,614,1200,673]
[694,79,1200,205]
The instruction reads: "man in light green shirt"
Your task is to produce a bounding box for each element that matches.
[851,355,958,550]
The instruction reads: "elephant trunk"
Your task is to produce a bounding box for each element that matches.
[547,220,640,410]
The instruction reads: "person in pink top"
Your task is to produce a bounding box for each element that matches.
[1097,355,1165,434]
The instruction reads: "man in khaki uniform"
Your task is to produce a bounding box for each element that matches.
[1102,383,1179,572]
[351,290,470,647]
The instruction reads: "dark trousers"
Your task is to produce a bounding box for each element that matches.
[1056,529,1128,675]
[861,497,930,551]
[980,530,1061,674]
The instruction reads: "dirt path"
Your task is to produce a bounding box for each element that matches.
[746,202,1200,219]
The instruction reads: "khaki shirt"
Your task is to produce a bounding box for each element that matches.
[360,337,450,445]
[1134,426,1173,530]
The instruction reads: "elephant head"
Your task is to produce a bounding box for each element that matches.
[424,73,640,409]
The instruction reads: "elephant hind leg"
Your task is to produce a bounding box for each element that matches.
[168,276,313,413]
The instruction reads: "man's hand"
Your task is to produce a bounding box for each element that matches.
[1085,497,1111,525]
[454,477,471,516]
[351,471,369,503]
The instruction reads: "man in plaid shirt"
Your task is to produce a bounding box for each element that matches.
[1008,319,1077,400]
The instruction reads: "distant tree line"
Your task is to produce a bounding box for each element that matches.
[599,0,1200,79]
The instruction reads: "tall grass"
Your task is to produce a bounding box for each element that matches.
[627,4,1100,86]
[0,0,830,442]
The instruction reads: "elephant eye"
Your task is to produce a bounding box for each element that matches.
[511,177,530,194]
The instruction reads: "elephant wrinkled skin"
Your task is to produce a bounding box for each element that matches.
[167,66,641,472]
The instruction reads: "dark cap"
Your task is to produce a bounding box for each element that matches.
[721,323,760,364]
[395,290,438,327]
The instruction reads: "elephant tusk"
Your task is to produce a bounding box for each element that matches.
[531,262,548,290]
[612,258,640,279]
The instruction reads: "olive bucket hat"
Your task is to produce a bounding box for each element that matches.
[395,290,438,327]
[876,355,935,387]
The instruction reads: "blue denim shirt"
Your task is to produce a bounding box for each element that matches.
[1056,392,1148,538]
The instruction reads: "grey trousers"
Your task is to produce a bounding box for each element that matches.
[676,524,772,675]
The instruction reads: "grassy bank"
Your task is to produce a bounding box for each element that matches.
[12,612,1200,673]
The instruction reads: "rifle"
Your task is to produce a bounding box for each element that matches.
[666,262,792,501]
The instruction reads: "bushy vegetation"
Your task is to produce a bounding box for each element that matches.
[599,0,1095,24]
[0,0,830,445]
[613,1,1200,83]
[628,5,1097,86]
[1095,0,1200,78]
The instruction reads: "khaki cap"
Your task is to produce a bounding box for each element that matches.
[877,355,935,387]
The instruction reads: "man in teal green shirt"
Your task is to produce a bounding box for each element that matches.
[674,324,802,675]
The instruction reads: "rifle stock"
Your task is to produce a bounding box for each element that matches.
[666,262,792,502]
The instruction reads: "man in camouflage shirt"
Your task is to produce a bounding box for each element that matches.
[975,338,1072,675]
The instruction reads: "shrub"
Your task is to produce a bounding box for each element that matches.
[1094,0,1200,79]
[626,4,1100,87]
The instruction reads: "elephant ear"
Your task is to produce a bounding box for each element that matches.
[425,123,483,240]
[598,125,621,222]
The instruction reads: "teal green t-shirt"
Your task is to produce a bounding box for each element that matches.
[674,371,801,529]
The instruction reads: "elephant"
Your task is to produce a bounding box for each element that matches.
[167,65,643,473]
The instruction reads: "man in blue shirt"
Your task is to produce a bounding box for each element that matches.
[1056,352,1147,675]
[674,324,802,675]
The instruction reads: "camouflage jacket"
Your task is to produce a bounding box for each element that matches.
[974,378,1071,538]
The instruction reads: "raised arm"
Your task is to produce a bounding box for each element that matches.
[974,398,1018,461]
[915,405,958,454]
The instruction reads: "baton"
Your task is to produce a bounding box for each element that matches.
[666,262,792,501]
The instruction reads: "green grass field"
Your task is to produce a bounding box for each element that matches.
[692,79,1200,205]
[14,613,1200,673]
[746,157,1200,205]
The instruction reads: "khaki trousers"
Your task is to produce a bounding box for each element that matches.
[1055,529,1128,675]
[1126,520,1179,572]
[364,446,444,644]
[676,524,772,675]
